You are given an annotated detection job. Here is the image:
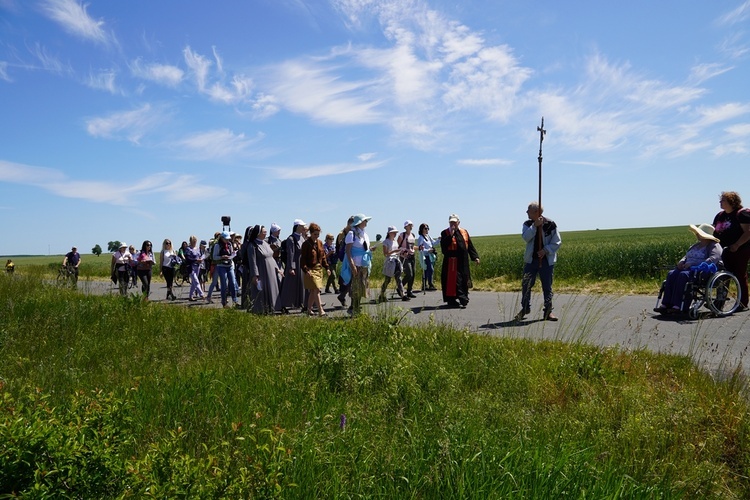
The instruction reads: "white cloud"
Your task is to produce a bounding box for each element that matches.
[0,159,225,205]
[726,123,750,136]
[271,160,386,179]
[130,58,184,87]
[87,69,118,93]
[183,46,259,105]
[712,142,748,156]
[85,104,166,144]
[716,0,750,26]
[0,61,9,81]
[268,59,383,125]
[172,129,264,161]
[30,43,72,75]
[457,158,514,167]
[40,0,114,46]
[695,102,750,126]
[689,62,733,84]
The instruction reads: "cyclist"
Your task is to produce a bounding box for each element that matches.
[62,246,81,286]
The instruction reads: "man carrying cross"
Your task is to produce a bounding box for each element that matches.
[515,202,562,321]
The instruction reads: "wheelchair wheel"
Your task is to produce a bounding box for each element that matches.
[705,271,741,317]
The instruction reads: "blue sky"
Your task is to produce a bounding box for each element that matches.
[2,0,750,256]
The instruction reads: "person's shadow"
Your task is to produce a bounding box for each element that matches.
[480,318,545,329]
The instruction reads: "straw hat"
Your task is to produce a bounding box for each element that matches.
[689,223,720,242]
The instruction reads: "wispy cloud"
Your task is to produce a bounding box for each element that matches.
[267,58,383,125]
[726,123,750,136]
[183,45,260,106]
[689,62,733,84]
[86,68,118,93]
[0,159,225,204]
[40,0,115,46]
[0,61,9,81]
[30,42,72,75]
[85,104,167,144]
[130,58,184,87]
[457,158,514,167]
[171,129,265,161]
[715,0,750,26]
[270,159,387,179]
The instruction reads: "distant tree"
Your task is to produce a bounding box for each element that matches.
[107,241,121,252]
[92,244,102,256]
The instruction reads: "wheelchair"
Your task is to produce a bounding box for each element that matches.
[656,263,742,319]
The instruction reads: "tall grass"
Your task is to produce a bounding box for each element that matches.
[1,273,749,497]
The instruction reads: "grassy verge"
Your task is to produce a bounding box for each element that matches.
[1,273,749,497]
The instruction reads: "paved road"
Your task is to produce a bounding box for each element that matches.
[76,279,750,376]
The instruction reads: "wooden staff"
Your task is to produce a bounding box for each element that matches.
[536,117,546,263]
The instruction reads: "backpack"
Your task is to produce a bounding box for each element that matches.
[336,231,348,262]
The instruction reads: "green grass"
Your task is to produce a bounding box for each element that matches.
[1,273,749,497]
[4,226,693,295]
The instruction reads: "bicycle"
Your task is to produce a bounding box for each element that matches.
[56,265,76,287]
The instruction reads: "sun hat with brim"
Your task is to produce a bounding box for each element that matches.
[118,242,127,249]
[448,214,460,223]
[351,213,372,227]
[221,231,231,240]
[387,225,398,234]
[689,223,720,242]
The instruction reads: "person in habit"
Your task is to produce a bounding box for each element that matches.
[440,213,480,309]
[267,223,283,270]
[654,223,723,314]
[245,224,282,315]
[276,219,307,312]
[514,202,562,322]
[713,191,750,310]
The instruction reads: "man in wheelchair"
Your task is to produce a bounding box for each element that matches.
[655,223,742,317]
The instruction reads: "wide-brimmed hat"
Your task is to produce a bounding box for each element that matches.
[689,223,720,242]
[448,214,460,223]
[118,242,127,249]
[351,213,372,227]
[403,220,413,228]
[387,225,398,234]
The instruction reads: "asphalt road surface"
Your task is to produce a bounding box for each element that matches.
[76,279,750,377]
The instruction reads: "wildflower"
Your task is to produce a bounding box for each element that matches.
[340,413,347,430]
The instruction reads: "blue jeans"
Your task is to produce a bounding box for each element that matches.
[216,265,238,305]
[521,259,555,312]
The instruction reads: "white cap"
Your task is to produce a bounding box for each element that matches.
[403,220,413,228]
[293,219,306,227]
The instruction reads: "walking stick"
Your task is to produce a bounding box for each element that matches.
[536,117,546,264]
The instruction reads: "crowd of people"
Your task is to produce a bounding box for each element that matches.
[99,212,485,317]
[52,189,748,319]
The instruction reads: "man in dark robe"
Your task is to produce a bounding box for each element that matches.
[440,214,480,308]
